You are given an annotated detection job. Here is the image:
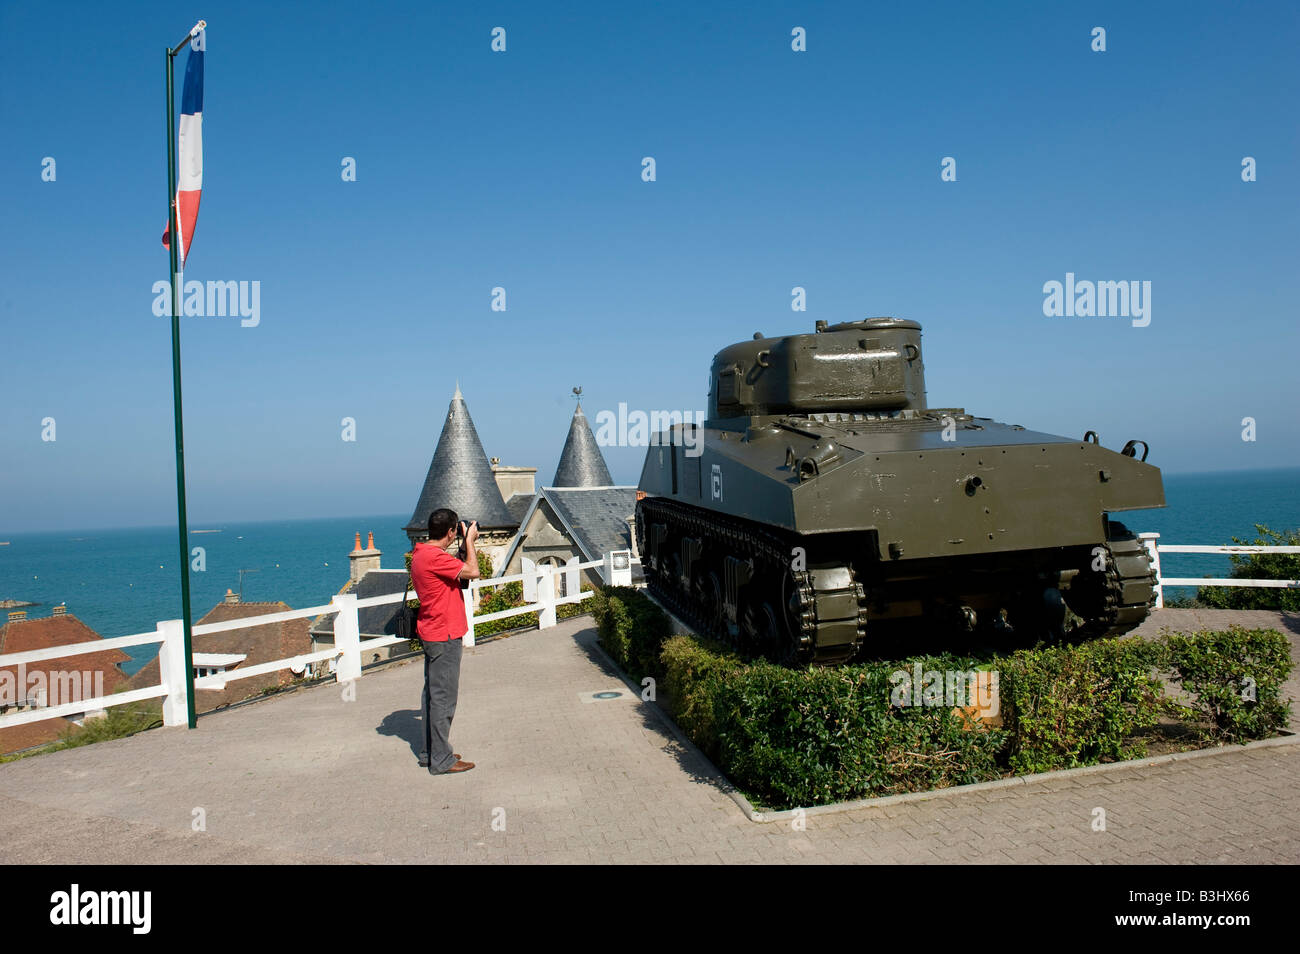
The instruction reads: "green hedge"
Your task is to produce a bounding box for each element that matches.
[999,638,1167,775]
[592,589,1294,810]
[590,586,672,683]
[1164,626,1293,743]
[708,657,1008,806]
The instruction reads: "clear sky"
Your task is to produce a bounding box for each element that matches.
[2,0,1297,533]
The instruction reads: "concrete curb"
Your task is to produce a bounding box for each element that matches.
[586,626,1300,824]
[733,730,1300,823]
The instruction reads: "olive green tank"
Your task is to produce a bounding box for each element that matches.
[635,317,1165,664]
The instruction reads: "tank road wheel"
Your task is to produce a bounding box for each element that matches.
[702,570,726,636]
[1066,520,1157,639]
[665,553,684,600]
[740,599,785,660]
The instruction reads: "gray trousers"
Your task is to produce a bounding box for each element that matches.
[419,637,463,773]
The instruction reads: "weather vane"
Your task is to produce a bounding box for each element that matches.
[572,386,582,406]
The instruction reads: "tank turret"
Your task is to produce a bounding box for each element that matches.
[709,317,927,421]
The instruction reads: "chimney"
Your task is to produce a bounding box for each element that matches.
[626,515,639,559]
[491,462,537,503]
[7,610,27,623]
[350,531,382,582]
[224,588,240,604]
[52,604,67,616]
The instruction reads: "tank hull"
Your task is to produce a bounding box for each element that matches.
[638,413,1164,561]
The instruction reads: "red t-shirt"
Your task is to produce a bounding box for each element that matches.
[410,544,468,641]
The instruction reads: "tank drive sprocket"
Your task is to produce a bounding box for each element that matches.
[1066,520,1158,639]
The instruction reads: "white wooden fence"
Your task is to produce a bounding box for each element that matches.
[1138,533,1300,608]
[0,550,636,732]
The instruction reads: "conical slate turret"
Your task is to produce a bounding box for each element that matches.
[405,389,515,537]
[552,404,614,487]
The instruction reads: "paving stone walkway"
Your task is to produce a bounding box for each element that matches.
[0,611,1296,864]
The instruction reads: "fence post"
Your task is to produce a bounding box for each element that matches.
[332,593,361,683]
[463,582,476,648]
[538,567,557,629]
[156,619,191,727]
[1139,532,1163,608]
[521,557,537,602]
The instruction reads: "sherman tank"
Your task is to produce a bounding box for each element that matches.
[635,317,1164,664]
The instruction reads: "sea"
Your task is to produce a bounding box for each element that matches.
[2,468,1298,676]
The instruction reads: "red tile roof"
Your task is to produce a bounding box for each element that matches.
[0,613,130,755]
[125,600,313,715]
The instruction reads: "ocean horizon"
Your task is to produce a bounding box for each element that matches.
[3,466,1298,676]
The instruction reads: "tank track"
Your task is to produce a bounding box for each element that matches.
[1070,520,1158,639]
[637,496,868,665]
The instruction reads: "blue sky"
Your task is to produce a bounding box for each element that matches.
[2,0,1297,533]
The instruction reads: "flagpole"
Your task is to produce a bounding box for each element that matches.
[165,20,204,729]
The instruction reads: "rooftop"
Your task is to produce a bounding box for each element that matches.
[405,386,516,535]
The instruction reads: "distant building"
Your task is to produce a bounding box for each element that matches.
[0,607,130,755]
[125,593,312,715]
[309,532,412,666]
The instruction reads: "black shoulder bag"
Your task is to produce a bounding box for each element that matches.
[396,572,418,639]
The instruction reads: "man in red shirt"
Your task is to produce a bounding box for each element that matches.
[411,507,480,774]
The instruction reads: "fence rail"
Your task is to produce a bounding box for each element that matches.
[1138,533,1299,608]
[0,550,637,732]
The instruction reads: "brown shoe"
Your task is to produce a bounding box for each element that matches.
[445,759,475,773]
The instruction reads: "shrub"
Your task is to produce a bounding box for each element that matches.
[1196,525,1300,611]
[660,634,741,757]
[55,701,162,748]
[1163,626,1292,743]
[591,586,671,681]
[710,658,1007,807]
[999,638,1167,775]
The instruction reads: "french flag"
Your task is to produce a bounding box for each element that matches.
[163,28,204,265]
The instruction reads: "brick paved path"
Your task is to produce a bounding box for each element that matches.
[0,612,1296,864]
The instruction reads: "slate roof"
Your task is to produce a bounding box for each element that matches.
[504,492,536,525]
[544,487,636,560]
[405,386,515,534]
[125,600,312,715]
[310,569,410,638]
[552,405,614,488]
[499,487,638,575]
